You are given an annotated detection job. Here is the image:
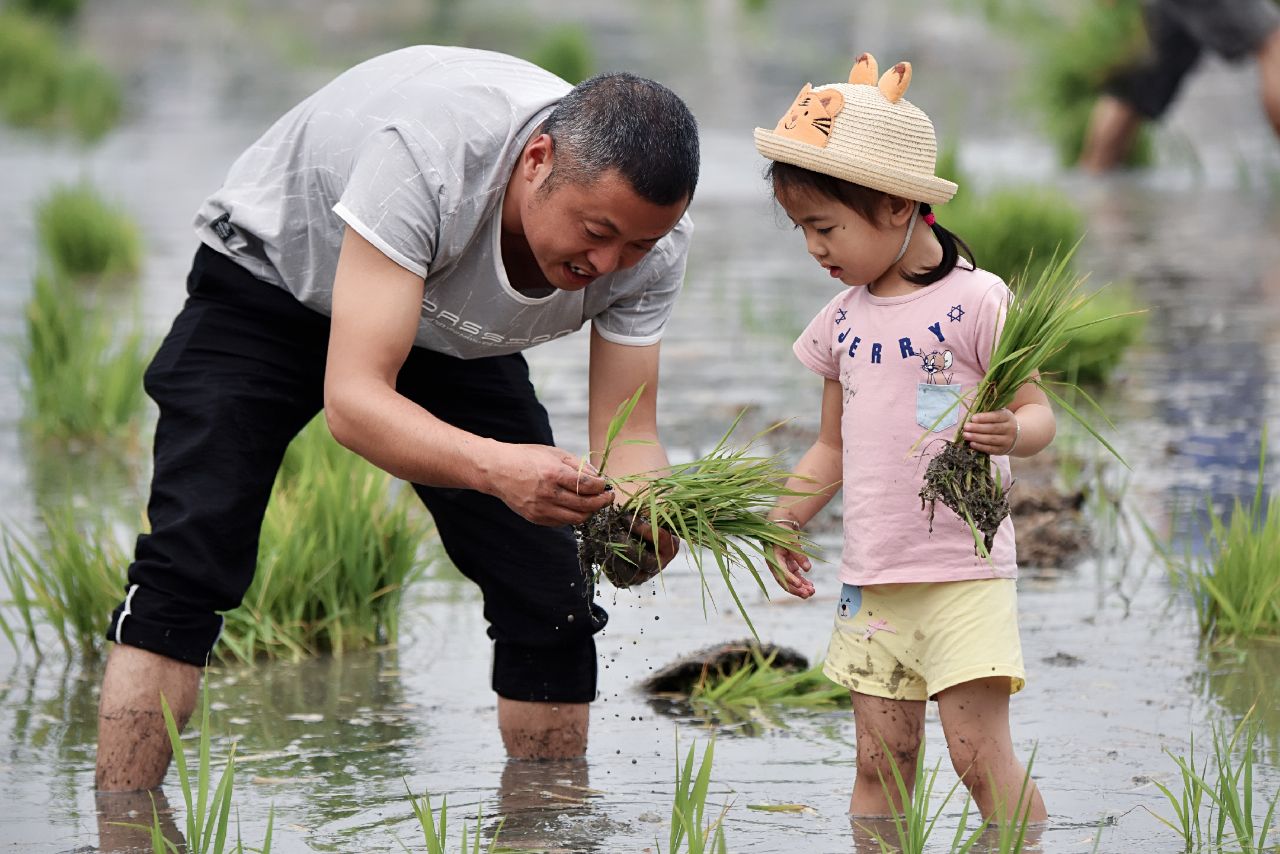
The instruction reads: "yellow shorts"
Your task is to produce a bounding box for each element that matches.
[822,578,1025,701]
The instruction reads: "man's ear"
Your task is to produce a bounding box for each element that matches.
[520,133,555,183]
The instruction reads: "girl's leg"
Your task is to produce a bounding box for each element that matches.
[936,677,1048,823]
[849,691,925,815]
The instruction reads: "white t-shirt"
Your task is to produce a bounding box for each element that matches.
[194,46,693,358]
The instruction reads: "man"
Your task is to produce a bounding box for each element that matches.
[1079,0,1280,171]
[95,46,697,791]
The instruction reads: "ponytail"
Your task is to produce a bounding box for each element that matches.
[903,203,975,286]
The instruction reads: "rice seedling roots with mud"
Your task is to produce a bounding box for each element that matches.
[577,504,660,589]
[919,440,1012,555]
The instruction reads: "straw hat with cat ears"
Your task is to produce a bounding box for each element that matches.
[754,53,957,204]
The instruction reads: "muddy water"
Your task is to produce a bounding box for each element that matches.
[1,0,1278,851]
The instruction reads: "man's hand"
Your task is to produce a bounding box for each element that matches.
[488,444,614,526]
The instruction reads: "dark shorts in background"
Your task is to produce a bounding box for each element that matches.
[1108,0,1280,119]
[106,244,606,703]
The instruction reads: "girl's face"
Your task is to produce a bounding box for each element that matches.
[777,187,910,294]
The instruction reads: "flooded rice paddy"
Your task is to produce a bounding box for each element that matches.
[1,0,1278,851]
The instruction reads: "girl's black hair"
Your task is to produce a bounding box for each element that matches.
[767,161,975,286]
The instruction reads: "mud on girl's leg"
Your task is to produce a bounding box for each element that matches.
[849,691,926,815]
[936,676,1048,823]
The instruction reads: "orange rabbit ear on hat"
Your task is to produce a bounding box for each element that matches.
[754,53,957,205]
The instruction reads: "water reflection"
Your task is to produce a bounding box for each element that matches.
[849,814,1048,854]
[211,649,420,795]
[3,659,101,786]
[1197,642,1280,764]
[22,432,148,518]
[495,758,612,854]
[94,789,181,854]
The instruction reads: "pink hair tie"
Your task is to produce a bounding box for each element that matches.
[923,212,937,226]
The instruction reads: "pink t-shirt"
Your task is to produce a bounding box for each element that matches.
[793,265,1018,585]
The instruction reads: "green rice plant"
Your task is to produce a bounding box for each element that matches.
[1151,732,1211,851]
[943,187,1085,288]
[1043,285,1146,386]
[0,11,121,142]
[918,247,1127,556]
[0,507,129,657]
[58,54,121,142]
[218,417,434,662]
[862,741,1040,854]
[1162,433,1280,642]
[987,751,1042,853]
[402,786,505,854]
[578,387,817,638]
[689,647,849,711]
[152,690,236,853]
[530,24,594,85]
[37,182,142,281]
[1152,720,1280,853]
[664,737,729,854]
[0,11,61,126]
[8,0,82,25]
[859,738,982,854]
[125,684,275,853]
[23,270,150,442]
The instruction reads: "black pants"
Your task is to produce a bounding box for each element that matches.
[107,245,606,702]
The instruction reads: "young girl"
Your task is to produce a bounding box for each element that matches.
[756,54,1054,824]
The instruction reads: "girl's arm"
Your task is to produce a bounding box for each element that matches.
[767,378,844,598]
[963,377,1056,457]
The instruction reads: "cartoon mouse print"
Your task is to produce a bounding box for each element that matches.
[919,349,954,385]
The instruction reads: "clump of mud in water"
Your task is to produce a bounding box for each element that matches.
[641,640,809,695]
[576,505,660,588]
[919,441,1011,555]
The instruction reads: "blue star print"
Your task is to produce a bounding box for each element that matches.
[948,304,965,323]
[835,308,847,325]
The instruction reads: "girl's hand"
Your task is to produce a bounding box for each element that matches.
[628,515,681,568]
[769,521,814,599]
[963,407,1019,456]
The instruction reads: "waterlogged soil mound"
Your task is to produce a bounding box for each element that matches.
[641,640,809,696]
[1009,455,1089,569]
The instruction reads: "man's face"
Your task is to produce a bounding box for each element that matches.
[514,138,688,290]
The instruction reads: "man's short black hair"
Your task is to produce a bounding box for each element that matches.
[540,72,700,207]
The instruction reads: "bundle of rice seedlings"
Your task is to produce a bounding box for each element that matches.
[918,248,1127,555]
[577,389,815,636]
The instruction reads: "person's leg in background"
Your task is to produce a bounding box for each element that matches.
[1080,0,1202,172]
[1260,26,1280,134]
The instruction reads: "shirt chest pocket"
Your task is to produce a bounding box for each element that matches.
[916,382,963,431]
